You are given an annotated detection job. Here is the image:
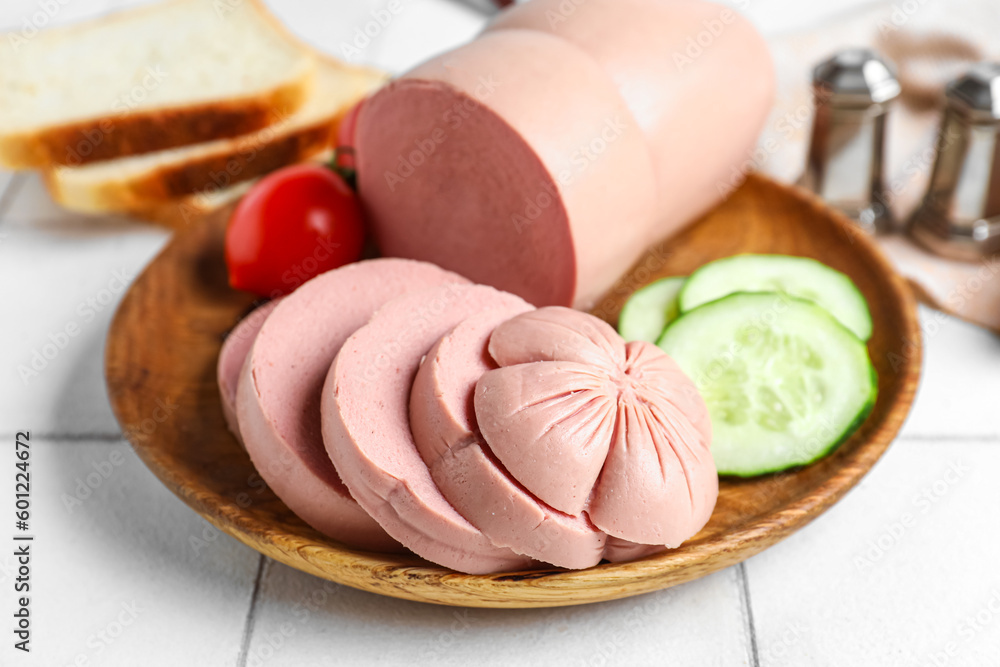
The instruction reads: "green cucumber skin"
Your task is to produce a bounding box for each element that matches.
[719,320,877,478]
[617,276,686,343]
[659,292,878,477]
[678,254,873,341]
[721,374,877,478]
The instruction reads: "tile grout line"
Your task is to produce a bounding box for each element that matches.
[738,562,761,667]
[0,432,125,443]
[897,434,1000,443]
[236,555,269,667]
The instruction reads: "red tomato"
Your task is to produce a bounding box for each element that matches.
[225,164,364,297]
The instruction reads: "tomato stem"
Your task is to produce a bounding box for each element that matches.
[328,148,357,191]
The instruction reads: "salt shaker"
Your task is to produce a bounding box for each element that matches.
[800,49,901,234]
[908,63,1000,260]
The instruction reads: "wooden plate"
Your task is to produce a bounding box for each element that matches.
[106,174,921,608]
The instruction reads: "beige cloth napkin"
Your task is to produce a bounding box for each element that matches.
[752,0,1000,334]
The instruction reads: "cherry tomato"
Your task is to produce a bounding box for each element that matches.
[225,164,364,297]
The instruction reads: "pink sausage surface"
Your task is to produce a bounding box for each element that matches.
[237,259,468,552]
[217,299,281,447]
[476,308,717,547]
[322,284,536,574]
[410,308,610,569]
[358,3,773,311]
[603,538,669,563]
[356,29,658,310]
[488,0,775,226]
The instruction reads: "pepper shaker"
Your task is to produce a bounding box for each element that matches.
[908,63,1000,260]
[800,49,901,234]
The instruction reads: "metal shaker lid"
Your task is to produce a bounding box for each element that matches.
[946,62,1000,120]
[813,48,901,106]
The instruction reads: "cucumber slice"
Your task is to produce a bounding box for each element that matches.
[679,254,873,341]
[658,292,877,477]
[618,276,686,342]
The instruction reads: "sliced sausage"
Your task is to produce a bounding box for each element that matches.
[217,299,281,447]
[237,259,468,552]
[410,308,609,569]
[322,283,536,574]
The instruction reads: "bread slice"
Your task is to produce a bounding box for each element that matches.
[44,60,385,214]
[0,0,315,168]
[132,179,257,229]
[132,147,340,228]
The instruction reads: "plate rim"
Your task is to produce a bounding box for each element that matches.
[106,173,922,608]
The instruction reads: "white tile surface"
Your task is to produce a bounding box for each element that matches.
[246,561,753,667]
[271,0,488,74]
[2,172,138,226]
[746,440,1000,667]
[0,170,13,202]
[0,178,169,435]
[0,439,260,666]
[2,1,999,665]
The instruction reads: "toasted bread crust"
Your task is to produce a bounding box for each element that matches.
[0,74,313,169]
[154,119,333,199]
[132,193,244,231]
[44,114,340,214]
[0,0,316,169]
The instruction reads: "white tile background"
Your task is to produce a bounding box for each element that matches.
[1,1,998,666]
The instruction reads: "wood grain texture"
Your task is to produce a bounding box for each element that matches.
[105,174,921,608]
